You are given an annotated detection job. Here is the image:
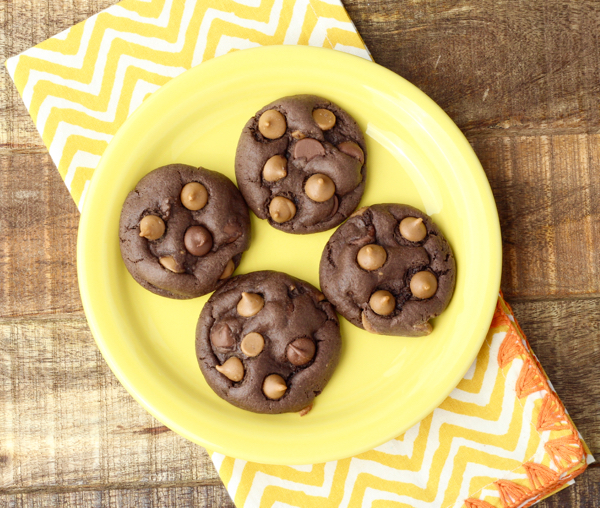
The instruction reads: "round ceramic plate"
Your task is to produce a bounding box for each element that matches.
[77,45,502,465]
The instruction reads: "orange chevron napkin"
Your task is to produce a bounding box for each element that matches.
[5,0,593,507]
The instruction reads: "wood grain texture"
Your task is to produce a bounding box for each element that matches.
[344,0,600,136]
[0,303,596,499]
[1,0,599,301]
[1,0,599,506]
[0,485,235,507]
[0,154,81,318]
[0,318,222,491]
[477,134,600,299]
[3,0,600,146]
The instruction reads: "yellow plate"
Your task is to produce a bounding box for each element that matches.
[77,46,502,465]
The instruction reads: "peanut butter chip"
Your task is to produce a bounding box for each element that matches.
[180,182,208,211]
[399,217,427,242]
[312,108,336,130]
[219,259,235,279]
[263,374,287,400]
[298,403,313,416]
[286,338,315,366]
[291,130,306,140]
[369,290,396,316]
[350,206,369,218]
[269,196,296,223]
[159,256,184,273]
[337,141,364,164]
[357,244,387,271]
[241,332,264,357]
[263,155,287,182]
[215,357,244,382]
[410,271,438,299]
[413,322,433,335]
[361,312,378,333]
[237,292,264,317]
[258,110,287,139]
[139,215,165,240]
[305,174,336,202]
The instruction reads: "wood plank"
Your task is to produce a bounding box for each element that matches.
[0,317,220,490]
[510,298,600,457]
[0,0,597,507]
[3,0,600,148]
[0,299,596,494]
[344,0,600,136]
[475,133,600,299]
[0,485,235,507]
[0,153,81,318]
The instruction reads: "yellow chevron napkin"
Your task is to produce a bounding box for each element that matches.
[6,0,369,211]
[211,295,594,507]
[5,0,593,507]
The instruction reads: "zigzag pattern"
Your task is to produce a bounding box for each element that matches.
[7,2,592,505]
[6,0,368,210]
[210,296,591,508]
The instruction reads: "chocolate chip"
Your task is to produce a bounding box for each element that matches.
[361,312,378,333]
[350,206,369,218]
[184,225,213,256]
[219,259,235,279]
[223,222,242,243]
[298,403,313,416]
[210,322,235,350]
[263,155,287,182]
[337,141,364,164]
[291,130,306,140]
[159,256,184,273]
[286,337,316,366]
[241,332,264,357]
[294,138,325,161]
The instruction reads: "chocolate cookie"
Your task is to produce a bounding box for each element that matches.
[235,95,367,234]
[196,271,341,414]
[319,204,456,336]
[119,164,251,299]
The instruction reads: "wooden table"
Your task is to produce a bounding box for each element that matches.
[1,0,599,506]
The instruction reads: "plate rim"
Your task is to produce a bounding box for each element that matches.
[77,45,502,465]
